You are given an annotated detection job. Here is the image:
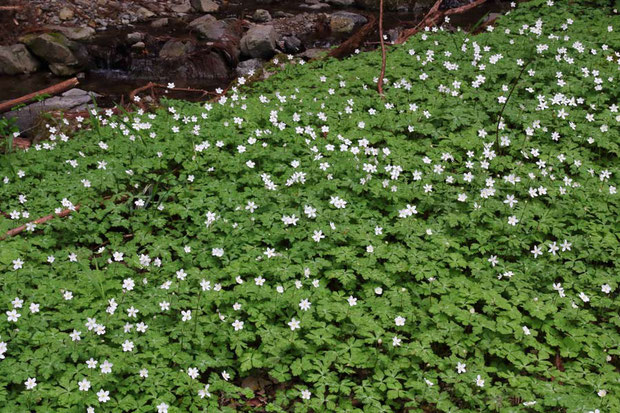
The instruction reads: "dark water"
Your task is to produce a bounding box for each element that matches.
[0,0,511,105]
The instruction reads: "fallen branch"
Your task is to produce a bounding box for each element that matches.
[128,82,216,109]
[377,0,386,97]
[1,205,81,241]
[396,0,488,45]
[0,6,22,11]
[327,14,377,59]
[0,77,79,114]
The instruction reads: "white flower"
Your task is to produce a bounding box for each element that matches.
[394,316,406,326]
[232,319,244,331]
[6,310,20,322]
[299,299,311,311]
[198,384,211,398]
[181,310,192,321]
[456,362,466,374]
[578,292,590,303]
[522,326,531,335]
[97,389,110,403]
[24,377,37,390]
[157,402,169,413]
[78,378,91,391]
[288,318,300,331]
[301,389,311,400]
[475,375,485,387]
[122,340,134,352]
[601,284,611,294]
[392,336,402,347]
[347,296,357,306]
[188,367,199,379]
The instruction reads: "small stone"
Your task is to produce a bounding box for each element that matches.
[59,7,74,21]
[127,32,145,44]
[236,58,264,77]
[136,6,155,20]
[151,18,169,28]
[326,0,354,5]
[252,9,272,23]
[282,35,302,53]
[131,41,146,50]
[190,0,219,13]
[188,14,217,29]
[170,2,192,14]
[159,40,194,58]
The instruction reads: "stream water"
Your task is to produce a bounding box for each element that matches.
[0,0,511,105]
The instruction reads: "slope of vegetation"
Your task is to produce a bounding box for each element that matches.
[0,0,618,411]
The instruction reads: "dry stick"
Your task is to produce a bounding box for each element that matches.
[327,14,377,59]
[495,59,531,148]
[0,77,79,113]
[128,82,216,109]
[1,205,81,241]
[377,0,387,97]
[396,0,488,45]
[0,6,22,11]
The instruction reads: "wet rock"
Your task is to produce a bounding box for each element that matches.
[49,63,81,76]
[5,88,98,132]
[59,7,74,21]
[273,11,290,18]
[327,0,355,5]
[190,0,219,13]
[159,40,195,59]
[45,26,96,42]
[282,35,302,53]
[127,32,145,44]
[252,9,272,23]
[0,44,40,75]
[236,58,264,77]
[240,25,278,59]
[136,6,156,20]
[21,33,79,66]
[300,48,327,60]
[330,11,367,33]
[171,1,192,14]
[302,2,331,9]
[151,18,169,28]
[189,14,217,29]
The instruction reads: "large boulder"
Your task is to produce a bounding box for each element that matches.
[0,44,40,75]
[240,25,277,59]
[190,0,219,12]
[21,33,79,65]
[45,26,96,42]
[330,11,367,33]
[192,19,228,41]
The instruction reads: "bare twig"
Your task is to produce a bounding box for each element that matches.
[377,0,387,98]
[327,14,377,59]
[1,205,81,240]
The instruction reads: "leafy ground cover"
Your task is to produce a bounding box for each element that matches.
[0,0,619,411]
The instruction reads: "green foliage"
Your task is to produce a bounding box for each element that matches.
[0,1,618,412]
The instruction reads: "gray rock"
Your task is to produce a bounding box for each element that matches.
[188,14,217,29]
[5,88,98,132]
[45,26,96,42]
[49,63,81,76]
[21,33,79,65]
[159,40,194,58]
[273,11,289,18]
[307,2,331,9]
[327,0,355,5]
[236,58,264,77]
[131,41,146,50]
[151,18,169,28]
[192,19,227,41]
[170,2,192,13]
[252,9,272,22]
[300,48,327,60]
[127,32,145,44]
[136,6,155,20]
[0,44,40,75]
[190,0,219,13]
[330,11,367,33]
[59,7,74,20]
[282,35,302,53]
[240,25,277,59]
